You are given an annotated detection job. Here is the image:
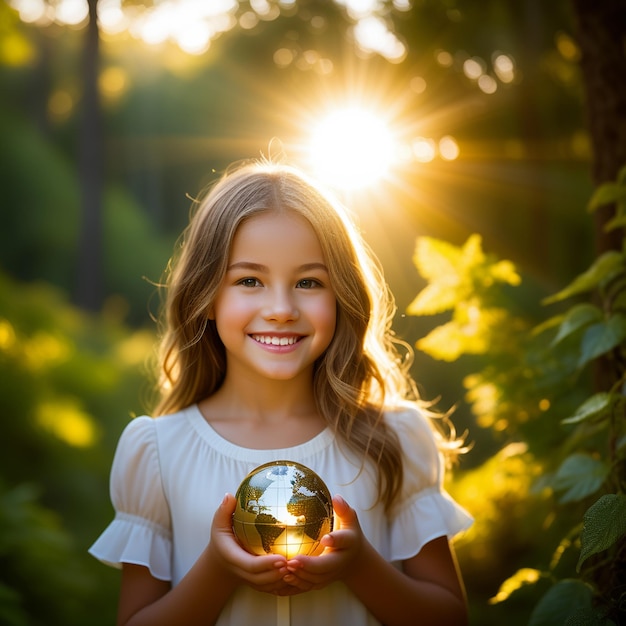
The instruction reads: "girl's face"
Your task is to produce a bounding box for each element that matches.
[212,211,337,385]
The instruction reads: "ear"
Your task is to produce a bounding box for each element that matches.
[207,307,215,321]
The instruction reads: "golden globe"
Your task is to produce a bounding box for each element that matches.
[232,460,334,559]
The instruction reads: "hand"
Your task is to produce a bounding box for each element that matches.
[208,493,299,596]
[281,495,365,592]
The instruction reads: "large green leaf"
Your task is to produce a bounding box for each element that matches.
[551,304,603,346]
[552,454,608,503]
[561,392,617,425]
[542,251,624,305]
[578,314,626,369]
[577,494,626,571]
[529,580,593,626]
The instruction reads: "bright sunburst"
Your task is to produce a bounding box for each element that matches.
[308,106,398,191]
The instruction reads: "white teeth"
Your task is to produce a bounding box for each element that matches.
[253,335,298,346]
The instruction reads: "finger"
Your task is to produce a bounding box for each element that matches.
[332,494,357,526]
[212,493,237,531]
[251,573,309,595]
[229,559,288,591]
[245,554,288,576]
[320,529,355,551]
[286,551,343,580]
[282,573,315,592]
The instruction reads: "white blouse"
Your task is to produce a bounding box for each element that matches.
[89,404,472,626]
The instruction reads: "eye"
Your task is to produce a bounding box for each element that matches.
[237,277,262,288]
[297,278,322,289]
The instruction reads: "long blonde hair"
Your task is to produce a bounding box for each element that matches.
[155,161,444,511]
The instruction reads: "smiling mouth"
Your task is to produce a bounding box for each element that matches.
[251,335,302,346]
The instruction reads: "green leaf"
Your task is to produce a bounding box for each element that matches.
[416,322,486,361]
[578,314,626,369]
[552,454,609,503]
[551,304,603,346]
[587,182,626,212]
[488,259,521,286]
[529,580,593,626]
[604,212,626,232]
[532,314,564,337]
[412,236,465,282]
[488,568,542,604]
[406,283,458,315]
[577,494,626,571]
[561,392,616,425]
[542,251,625,304]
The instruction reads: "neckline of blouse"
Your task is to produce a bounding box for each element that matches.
[184,403,336,463]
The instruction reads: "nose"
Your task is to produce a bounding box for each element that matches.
[263,287,300,322]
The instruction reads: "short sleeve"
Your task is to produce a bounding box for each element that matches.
[88,416,172,581]
[387,407,473,562]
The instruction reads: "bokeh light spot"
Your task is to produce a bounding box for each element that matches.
[436,50,453,67]
[463,57,484,80]
[494,53,515,83]
[556,31,580,62]
[48,90,74,122]
[410,76,427,94]
[55,0,88,26]
[99,66,128,101]
[412,137,436,163]
[478,74,497,94]
[439,136,460,161]
[274,47,294,68]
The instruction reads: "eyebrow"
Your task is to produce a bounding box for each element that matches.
[227,261,329,273]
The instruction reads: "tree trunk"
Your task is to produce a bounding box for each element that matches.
[75,0,103,311]
[570,0,626,250]
[570,0,626,392]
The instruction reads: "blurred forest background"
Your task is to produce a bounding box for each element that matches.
[1,0,625,624]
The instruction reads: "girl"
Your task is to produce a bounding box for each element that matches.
[89,161,473,626]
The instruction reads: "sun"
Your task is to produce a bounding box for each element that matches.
[308,106,398,191]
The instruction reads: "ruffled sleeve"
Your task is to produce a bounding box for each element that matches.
[387,407,473,562]
[88,416,172,581]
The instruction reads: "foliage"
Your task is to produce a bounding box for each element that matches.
[0,480,89,626]
[0,272,154,625]
[407,234,521,361]
[409,167,626,624]
[0,106,173,325]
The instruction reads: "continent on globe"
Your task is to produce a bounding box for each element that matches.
[232,460,334,559]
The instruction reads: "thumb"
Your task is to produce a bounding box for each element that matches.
[213,493,236,530]
[332,494,357,527]
[320,495,360,550]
